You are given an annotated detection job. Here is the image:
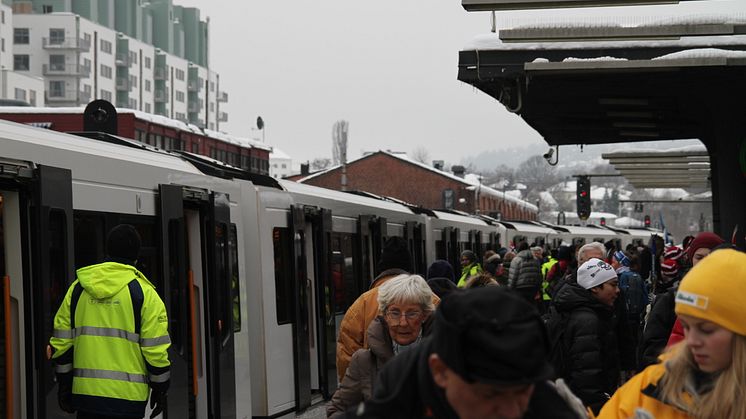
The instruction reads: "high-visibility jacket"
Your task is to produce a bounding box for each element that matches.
[50,262,171,417]
[541,257,558,301]
[457,263,482,288]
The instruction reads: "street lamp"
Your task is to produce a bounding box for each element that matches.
[256,116,265,142]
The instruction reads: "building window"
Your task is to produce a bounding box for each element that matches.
[1,38,4,52]
[129,98,137,109]
[29,90,37,106]
[49,28,65,45]
[100,89,112,101]
[191,142,199,153]
[145,80,151,92]
[1,10,4,24]
[210,81,215,92]
[100,39,112,54]
[42,5,53,13]
[49,81,65,97]
[14,88,26,102]
[145,103,151,113]
[129,51,137,64]
[209,102,214,112]
[175,91,184,102]
[14,28,29,44]
[145,56,151,69]
[84,33,91,45]
[83,58,91,70]
[209,122,214,130]
[49,54,65,71]
[100,64,112,79]
[13,55,29,71]
[130,75,137,88]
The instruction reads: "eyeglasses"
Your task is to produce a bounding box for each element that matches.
[385,310,423,322]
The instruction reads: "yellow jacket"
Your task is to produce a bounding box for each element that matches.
[597,362,691,419]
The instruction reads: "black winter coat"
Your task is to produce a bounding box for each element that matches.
[553,283,621,413]
[346,339,582,419]
[508,250,543,292]
[639,288,677,370]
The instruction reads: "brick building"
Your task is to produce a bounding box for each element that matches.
[292,151,537,221]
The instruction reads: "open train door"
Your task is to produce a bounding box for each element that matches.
[11,165,74,419]
[308,208,336,399]
[204,192,237,419]
[289,205,312,410]
[158,184,198,418]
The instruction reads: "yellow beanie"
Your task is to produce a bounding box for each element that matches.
[675,249,746,335]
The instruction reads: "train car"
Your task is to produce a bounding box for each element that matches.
[429,210,499,272]
[0,118,257,419]
[498,220,557,248]
[543,224,619,249]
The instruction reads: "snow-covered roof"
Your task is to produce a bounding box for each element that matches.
[0,106,272,151]
[297,150,539,211]
[539,191,558,207]
[614,217,645,228]
[270,147,291,160]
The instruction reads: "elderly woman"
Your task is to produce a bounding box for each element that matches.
[327,274,434,418]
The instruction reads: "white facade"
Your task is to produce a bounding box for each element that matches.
[1,68,44,105]
[8,11,225,128]
[269,148,294,179]
[1,4,11,71]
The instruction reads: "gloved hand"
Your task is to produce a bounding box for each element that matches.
[58,381,75,413]
[149,388,167,418]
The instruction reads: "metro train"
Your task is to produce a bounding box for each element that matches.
[0,114,665,419]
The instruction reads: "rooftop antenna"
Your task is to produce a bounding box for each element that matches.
[333,120,349,191]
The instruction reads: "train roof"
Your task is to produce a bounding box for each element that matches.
[499,220,557,234]
[544,224,618,237]
[431,210,490,226]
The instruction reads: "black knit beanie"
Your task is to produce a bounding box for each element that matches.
[376,236,412,274]
[106,224,141,264]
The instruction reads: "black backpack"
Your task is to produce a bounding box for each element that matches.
[542,305,570,379]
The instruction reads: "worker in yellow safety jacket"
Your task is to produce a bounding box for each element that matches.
[457,250,482,288]
[50,224,170,419]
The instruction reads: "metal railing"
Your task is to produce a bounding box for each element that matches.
[115,53,131,67]
[154,67,168,80]
[42,37,91,51]
[116,77,130,91]
[154,89,168,103]
[218,111,228,122]
[45,90,90,103]
[187,101,200,113]
[217,91,228,102]
[42,64,90,77]
[187,81,199,92]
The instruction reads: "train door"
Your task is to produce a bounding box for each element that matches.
[370,217,387,275]
[356,215,373,286]
[449,228,461,273]
[158,185,237,419]
[0,164,75,419]
[405,222,426,275]
[308,208,336,399]
[288,206,312,410]
[441,227,452,266]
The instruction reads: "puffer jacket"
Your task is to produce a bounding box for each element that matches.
[597,361,693,419]
[336,269,440,381]
[553,283,620,414]
[508,249,543,292]
[639,288,677,370]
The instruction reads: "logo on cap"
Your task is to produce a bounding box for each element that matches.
[676,290,709,310]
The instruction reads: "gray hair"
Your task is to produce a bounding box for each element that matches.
[577,242,605,265]
[377,274,435,314]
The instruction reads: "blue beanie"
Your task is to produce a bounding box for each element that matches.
[427,260,455,283]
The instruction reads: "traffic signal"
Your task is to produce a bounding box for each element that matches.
[576,175,591,220]
[644,215,651,227]
[600,217,606,226]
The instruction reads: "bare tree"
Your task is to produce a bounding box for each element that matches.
[311,157,332,171]
[411,146,430,164]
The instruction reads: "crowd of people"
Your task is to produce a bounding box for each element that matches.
[328,231,746,419]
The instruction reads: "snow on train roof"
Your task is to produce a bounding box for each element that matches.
[430,210,489,226]
[551,224,618,236]
[0,105,271,151]
[500,221,556,234]
[0,118,203,174]
[279,180,416,215]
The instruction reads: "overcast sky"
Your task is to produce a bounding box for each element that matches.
[176,0,742,166]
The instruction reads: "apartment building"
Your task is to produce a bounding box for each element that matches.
[0,2,44,104]
[6,0,227,129]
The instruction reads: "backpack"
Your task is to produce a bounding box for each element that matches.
[542,305,570,379]
[618,271,648,316]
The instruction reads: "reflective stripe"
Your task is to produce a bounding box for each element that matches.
[75,368,147,384]
[74,326,139,344]
[56,363,73,373]
[53,329,73,339]
[140,335,171,347]
[148,371,171,383]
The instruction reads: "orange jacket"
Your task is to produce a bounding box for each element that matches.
[597,362,692,419]
[335,270,439,381]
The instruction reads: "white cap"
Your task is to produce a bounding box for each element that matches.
[577,258,617,289]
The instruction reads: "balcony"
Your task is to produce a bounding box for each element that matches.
[154,67,168,80]
[116,77,130,91]
[154,89,168,103]
[187,101,201,113]
[115,53,131,67]
[45,90,90,104]
[42,37,91,51]
[217,91,228,102]
[187,80,199,92]
[218,111,228,122]
[42,64,90,77]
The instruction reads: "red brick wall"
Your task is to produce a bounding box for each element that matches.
[302,153,537,220]
[0,113,84,132]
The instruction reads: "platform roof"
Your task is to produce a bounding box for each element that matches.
[601,145,710,188]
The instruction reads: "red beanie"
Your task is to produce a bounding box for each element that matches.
[685,232,725,261]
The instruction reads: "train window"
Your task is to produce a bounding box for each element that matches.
[214,222,231,341]
[229,225,241,332]
[331,233,357,314]
[73,213,105,269]
[273,227,293,325]
[47,209,70,327]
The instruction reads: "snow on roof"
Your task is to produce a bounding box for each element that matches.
[298,151,539,211]
[563,56,628,62]
[609,144,707,154]
[653,48,746,60]
[614,217,645,228]
[0,106,272,151]
[270,147,291,160]
[539,191,558,207]
[646,188,690,199]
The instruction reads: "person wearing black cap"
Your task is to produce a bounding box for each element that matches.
[348,287,586,419]
[49,224,170,419]
[337,237,440,382]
